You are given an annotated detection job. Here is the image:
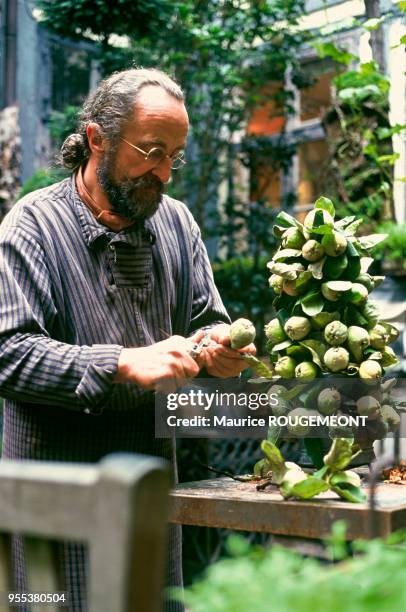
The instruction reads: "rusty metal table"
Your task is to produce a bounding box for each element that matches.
[169,477,406,540]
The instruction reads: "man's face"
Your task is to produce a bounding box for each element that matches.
[97,85,189,221]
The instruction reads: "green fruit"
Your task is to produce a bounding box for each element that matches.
[282,227,305,249]
[279,467,308,498]
[324,347,350,372]
[269,274,284,295]
[324,321,348,346]
[359,360,382,380]
[304,209,334,232]
[284,316,311,341]
[268,385,290,416]
[328,415,354,439]
[302,240,325,262]
[356,395,380,416]
[265,319,287,346]
[347,326,370,362]
[349,283,369,305]
[321,283,339,301]
[381,405,401,431]
[229,318,256,349]
[356,274,374,292]
[311,311,341,330]
[275,356,297,379]
[323,255,348,280]
[295,361,318,381]
[317,388,341,415]
[286,408,313,437]
[369,324,389,350]
[321,231,347,257]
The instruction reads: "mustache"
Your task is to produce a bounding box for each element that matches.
[125,173,164,191]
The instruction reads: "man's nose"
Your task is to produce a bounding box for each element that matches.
[151,159,172,184]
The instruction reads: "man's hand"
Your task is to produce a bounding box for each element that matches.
[198,323,257,378]
[115,335,200,393]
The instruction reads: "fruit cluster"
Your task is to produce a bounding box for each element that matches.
[263,197,401,440]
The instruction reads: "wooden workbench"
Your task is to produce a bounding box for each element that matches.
[169,477,406,540]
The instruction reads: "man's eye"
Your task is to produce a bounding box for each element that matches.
[147,148,166,162]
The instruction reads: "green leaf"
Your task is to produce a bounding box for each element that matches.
[335,216,356,230]
[274,211,303,231]
[300,338,327,362]
[290,476,330,499]
[304,438,326,469]
[271,340,292,353]
[267,425,282,445]
[308,257,326,280]
[377,153,400,164]
[286,344,311,362]
[399,3,406,14]
[273,248,302,261]
[299,341,323,369]
[332,482,366,503]
[313,42,357,65]
[344,219,364,236]
[301,293,324,317]
[357,234,388,249]
[315,196,335,218]
[243,355,274,379]
[325,281,353,292]
[261,440,286,484]
[360,257,374,273]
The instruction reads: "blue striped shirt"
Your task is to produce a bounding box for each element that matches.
[0,175,229,416]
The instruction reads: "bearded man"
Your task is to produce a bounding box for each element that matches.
[0,68,255,611]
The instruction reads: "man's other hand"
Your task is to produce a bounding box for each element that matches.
[199,323,257,378]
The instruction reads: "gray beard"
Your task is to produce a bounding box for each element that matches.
[96,154,164,221]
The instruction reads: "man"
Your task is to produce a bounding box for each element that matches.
[0,68,255,610]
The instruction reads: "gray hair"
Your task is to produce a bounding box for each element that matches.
[60,68,184,170]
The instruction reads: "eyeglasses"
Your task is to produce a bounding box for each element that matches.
[120,137,186,170]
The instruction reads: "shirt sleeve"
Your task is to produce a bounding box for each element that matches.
[0,227,122,414]
[187,220,231,336]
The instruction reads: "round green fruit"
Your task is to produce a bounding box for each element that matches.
[275,356,297,379]
[348,326,370,362]
[349,283,369,305]
[324,321,348,346]
[264,319,287,346]
[324,347,350,372]
[295,361,318,381]
[369,324,389,350]
[302,240,325,262]
[356,395,380,416]
[269,274,284,295]
[321,231,347,257]
[359,360,382,380]
[356,274,374,292]
[282,227,305,249]
[284,316,311,341]
[317,388,341,415]
[229,318,256,349]
[321,283,339,301]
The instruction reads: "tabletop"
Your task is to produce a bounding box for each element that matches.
[169,477,406,540]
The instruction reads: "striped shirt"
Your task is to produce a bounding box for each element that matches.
[0,175,229,418]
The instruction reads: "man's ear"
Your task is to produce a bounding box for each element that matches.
[86,122,105,156]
